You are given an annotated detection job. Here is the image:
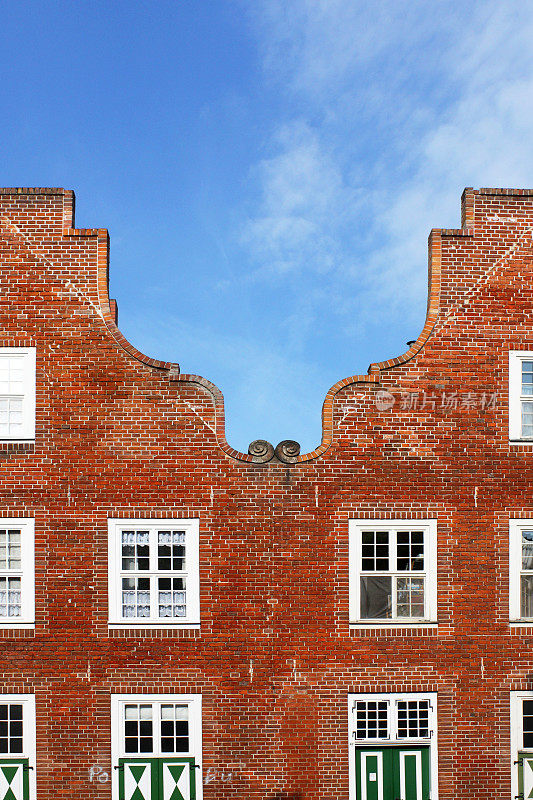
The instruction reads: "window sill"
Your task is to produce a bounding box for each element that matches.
[350,621,437,629]
[0,623,35,630]
[509,621,533,627]
[510,439,533,445]
[108,622,200,630]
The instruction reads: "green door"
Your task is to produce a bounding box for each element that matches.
[518,752,533,799]
[356,747,430,800]
[0,760,30,800]
[119,758,196,800]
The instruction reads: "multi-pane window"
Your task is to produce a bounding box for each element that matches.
[523,700,533,748]
[509,521,533,621]
[509,352,533,440]
[349,521,437,623]
[350,694,435,743]
[0,520,34,626]
[113,695,201,756]
[0,704,23,753]
[0,348,36,440]
[108,519,199,626]
[397,699,430,739]
[353,700,389,740]
[122,702,190,755]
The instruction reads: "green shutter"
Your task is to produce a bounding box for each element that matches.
[0,760,29,800]
[519,752,533,799]
[119,759,158,800]
[119,758,196,800]
[159,758,196,800]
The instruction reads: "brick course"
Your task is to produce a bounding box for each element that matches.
[0,186,532,798]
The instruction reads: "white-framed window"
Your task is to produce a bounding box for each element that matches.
[511,692,533,800]
[111,694,202,800]
[349,519,437,624]
[108,518,200,627]
[509,520,533,621]
[0,694,36,800]
[0,519,34,628]
[348,693,438,800]
[509,351,533,440]
[0,348,36,441]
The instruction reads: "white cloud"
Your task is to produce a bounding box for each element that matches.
[240,0,533,341]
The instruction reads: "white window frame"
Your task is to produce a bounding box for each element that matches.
[509,520,533,623]
[111,694,202,800]
[509,351,533,441]
[0,348,36,441]
[349,519,437,625]
[511,691,533,800]
[0,518,35,628]
[108,518,200,628]
[0,694,36,800]
[348,692,438,800]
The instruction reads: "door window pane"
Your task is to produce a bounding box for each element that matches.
[124,704,153,754]
[524,700,533,748]
[353,700,389,740]
[161,705,189,753]
[397,699,430,738]
[0,704,23,754]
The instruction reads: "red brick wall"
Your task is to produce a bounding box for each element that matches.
[1,186,533,798]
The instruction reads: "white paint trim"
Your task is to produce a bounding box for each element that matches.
[349,519,437,624]
[510,691,533,800]
[399,750,422,799]
[108,518,200,626]
[0,518,35,627]
[350,622,438,630]
[360,751,383,800]
[509,519,533,621]
[509,351,533,441]
[0,348,36,441]
[0,694,36,799]
[111,694,202,800]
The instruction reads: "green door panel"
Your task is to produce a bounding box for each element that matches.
[119,757,196,800]
[395,748,430,800]
[355,748,393,800]
[355,747,430,800]
[119,759,158,800]
[159,758,196,800]
[0,760,29,800]
[518,752,533,799]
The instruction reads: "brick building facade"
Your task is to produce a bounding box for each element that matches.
[1,185,533,799]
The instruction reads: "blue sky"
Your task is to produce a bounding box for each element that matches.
[2,1,533,453]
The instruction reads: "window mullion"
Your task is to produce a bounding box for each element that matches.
[150,529,157,622]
